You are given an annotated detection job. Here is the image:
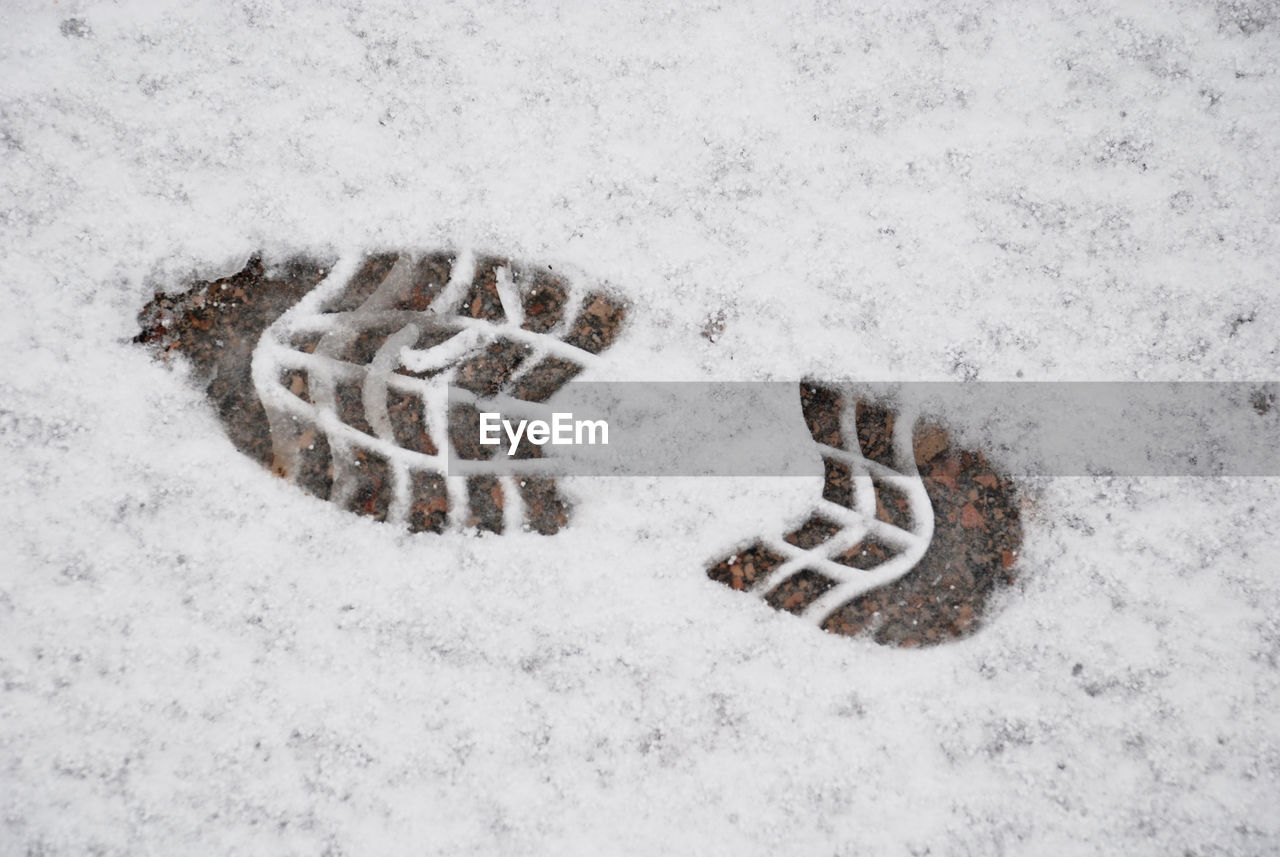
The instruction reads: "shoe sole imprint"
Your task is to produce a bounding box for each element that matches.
[135,249,626,535]
[137,250,1021,646]
[707,383,1022,647]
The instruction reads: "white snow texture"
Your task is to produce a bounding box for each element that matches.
[1,1,1278,855]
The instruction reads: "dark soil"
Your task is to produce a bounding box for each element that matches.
[517,267,569,333]
[710,381,1023,648]
[322,253,396,314]
[706,543,786,592]
[509,357,584,403]
[764,569,838,615]
[448,403,496,461]
[386,388,437,455]
[393,253,453,312]
[134,254,332,467]
[818,385,1021,647]
[334,380,373,435]
[832,536,897,571]
[453,338,532,397]
[461,256,509,322]
[408,471,449,534]
[820,426,1022,647]
[136,250,623,538]
[466,475,505,533]
[564,293,627,354]
[345,447,392,522]
[784,514,843,550]
[518,477,570,535]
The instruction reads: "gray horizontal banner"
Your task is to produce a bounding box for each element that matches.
[445,382,1280,477]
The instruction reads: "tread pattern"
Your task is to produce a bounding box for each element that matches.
[707,382,1022,647]
[138,253,1021,646]
[136,250,626,535]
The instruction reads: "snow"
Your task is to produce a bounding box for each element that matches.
[2,0,1279,854]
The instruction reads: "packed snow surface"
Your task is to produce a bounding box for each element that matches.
[2,0,1279,854]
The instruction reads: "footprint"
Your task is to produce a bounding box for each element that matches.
[135,250,626,534]
[137,252,1021,645]
[706,382,1023,647]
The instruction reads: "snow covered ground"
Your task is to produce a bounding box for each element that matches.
[2,0,1279,854]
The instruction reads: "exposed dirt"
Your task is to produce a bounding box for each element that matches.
[136,250,625,538]
[708,382,1022,648]
[137,253,1016,646]
[706,543,786,592]
[134,254,332,468]
[821,416,1022,647]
